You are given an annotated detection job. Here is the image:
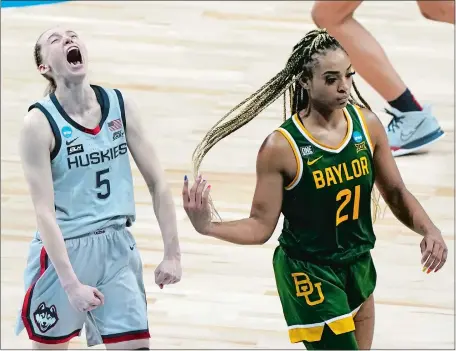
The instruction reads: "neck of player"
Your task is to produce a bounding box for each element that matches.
[54,78,97,116]
[301,104,345,131]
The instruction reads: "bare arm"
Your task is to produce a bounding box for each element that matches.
[184,132,286,245]
[19,109,78,289]
[124,95,180,259]
[364,109,440,235]
[362,108,447,271]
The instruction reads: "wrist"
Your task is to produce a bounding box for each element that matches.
[200,221,215,236]
[51,261,79,292]
[61,276,80,293]
[164,241,181,260]
[423,227,441,237]
[164,250,181,260]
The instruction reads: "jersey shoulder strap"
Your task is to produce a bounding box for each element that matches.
[28,95,62,160]
[345,103,374,156]
[96,85,127,133]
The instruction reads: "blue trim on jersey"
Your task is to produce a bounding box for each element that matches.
[49,85,110,135]
[1,0,69,8]
[114,89,127,134]
[28,103,62,160]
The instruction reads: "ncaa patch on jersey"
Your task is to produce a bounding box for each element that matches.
[61,126,72,138]
[352,131,363,143]
[300,145,313,157]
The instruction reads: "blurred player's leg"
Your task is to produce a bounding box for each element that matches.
[311,1,445,156]
[417,0,455,24]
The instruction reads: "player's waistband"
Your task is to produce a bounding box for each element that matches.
[279,244,371,267]
[63,224,130,248]
[80,223,127,238]
[34,223,128,242]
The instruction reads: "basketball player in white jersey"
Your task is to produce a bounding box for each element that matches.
[15,26,182,350]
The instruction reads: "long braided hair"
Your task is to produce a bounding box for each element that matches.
[192,28,381,222]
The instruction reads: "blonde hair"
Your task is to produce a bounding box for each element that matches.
[34,33,57,96]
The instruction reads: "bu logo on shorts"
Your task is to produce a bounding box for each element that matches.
[33,302,59,333]
[292,272,325,306]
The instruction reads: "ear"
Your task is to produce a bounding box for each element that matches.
[50,305,57,314]
[37,302,45,311]
[298,78,309,90]
[38,64,50,75]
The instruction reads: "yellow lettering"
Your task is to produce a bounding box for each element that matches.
[316,157,370,189]
[331,164,343,184]
[353,184,360,220]
[342,163,353,181]
[292,273,325,306]
[360,156,369,176]
[352,159,362,178]
[312,170,325,189]
[325,167,337,187]
[335,185,361,226]
[335,189,351,226]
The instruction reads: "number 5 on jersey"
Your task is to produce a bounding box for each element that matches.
[336,185,360,226]
[96,168,111,199]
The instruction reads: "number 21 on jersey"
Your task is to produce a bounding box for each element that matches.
[335,185,360,226]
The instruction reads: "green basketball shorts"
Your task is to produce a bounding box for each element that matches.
[272,246,376,344]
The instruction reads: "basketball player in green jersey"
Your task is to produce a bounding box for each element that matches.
[182,29,448,349]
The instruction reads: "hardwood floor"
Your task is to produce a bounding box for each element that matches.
[1,1,454,349]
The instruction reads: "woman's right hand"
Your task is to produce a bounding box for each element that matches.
[182,174,212,234]
[64,280,104,313]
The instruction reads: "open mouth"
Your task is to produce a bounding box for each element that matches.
[66,47,83,66]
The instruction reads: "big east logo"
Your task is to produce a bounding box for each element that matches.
[113,130,124,141]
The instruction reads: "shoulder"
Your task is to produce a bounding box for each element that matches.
[109,89,138,117]
[113,91,144,140]
[23,106,53,135]
[357,106,385,148]
[256,129,293,169]
[20,107,54,150]
[355,105,381,127]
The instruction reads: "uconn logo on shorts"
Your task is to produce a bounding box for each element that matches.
[33,302,59,333]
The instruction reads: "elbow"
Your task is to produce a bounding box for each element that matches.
[34,208,57,234]
[148,178,169,196]
[256,235,271,245]
[248,213,276,245]
[382,185,408,208]
[251,221,274,245]
[35,207,56,222]
[148,179,175,209]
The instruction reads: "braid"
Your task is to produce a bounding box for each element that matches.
[192,28,378,221]
[285,30,380,222]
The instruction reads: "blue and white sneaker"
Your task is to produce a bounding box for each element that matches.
[385,105,445,157]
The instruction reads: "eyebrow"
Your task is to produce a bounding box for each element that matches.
[323,64,352,76]
[47,31,77,42]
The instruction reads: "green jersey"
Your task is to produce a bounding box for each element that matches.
[276,104,376,264]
